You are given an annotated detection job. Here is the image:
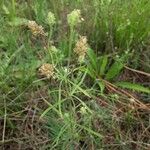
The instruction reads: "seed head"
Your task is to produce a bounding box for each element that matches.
[28,20,46,36]
[50,46,58,53]
[47,11,56,26]
[74,36,88,62]
[67,9,83,27]
[38,63,54,78]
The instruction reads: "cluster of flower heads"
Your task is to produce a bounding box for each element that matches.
[28,21,46,36]
[28,9,84,36]
[38,63,54,79]
[67,9,84,27]
[47,11,56,26]
[74,36,88,62]
[28,10,89,78]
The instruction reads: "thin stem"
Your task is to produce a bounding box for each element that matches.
[49,26,53,42]
[12,0,16,19]
[58,81,63,118]
[67,26,74,67]
[48,26,54,64]
[124,65,150,77]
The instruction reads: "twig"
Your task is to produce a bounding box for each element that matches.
[124,66,150,77]
[100,78,149,110]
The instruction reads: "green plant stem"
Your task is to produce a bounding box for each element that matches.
[12,0,16,19]
[67,26,74,67]
[49,26,53,41]
[48,26,54,64]
[58,81,63,118]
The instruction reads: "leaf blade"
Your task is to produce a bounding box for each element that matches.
[99,55,108,76]
[105,61,124,80]
[116,81,150,94]
[87,48,97,70]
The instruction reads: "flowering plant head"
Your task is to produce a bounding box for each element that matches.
[38,63,54,78]
[28,20,46,36]
[74,36,88,62]
[67,9,83,27]
[47,11,56,26]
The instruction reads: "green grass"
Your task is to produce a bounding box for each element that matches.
[0,0,150,149]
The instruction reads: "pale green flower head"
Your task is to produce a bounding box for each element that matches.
[47,11,56,26]
[50,46,58,53]
[67,9,83,27]
[80,106,87,115]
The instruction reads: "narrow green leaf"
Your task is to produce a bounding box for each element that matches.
[9,17,28,26]
[105,61,124,80]
[98,81,105,93]
[68,80,91,98]
[87,48,97,70]
[80,66,95,79]
[2,5,10,15]
[77,124,103,138]
[116,82,150,94]
[99,55,108,76]
[87,66,96,79]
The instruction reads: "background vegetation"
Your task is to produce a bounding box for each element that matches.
[0,0,150,149]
